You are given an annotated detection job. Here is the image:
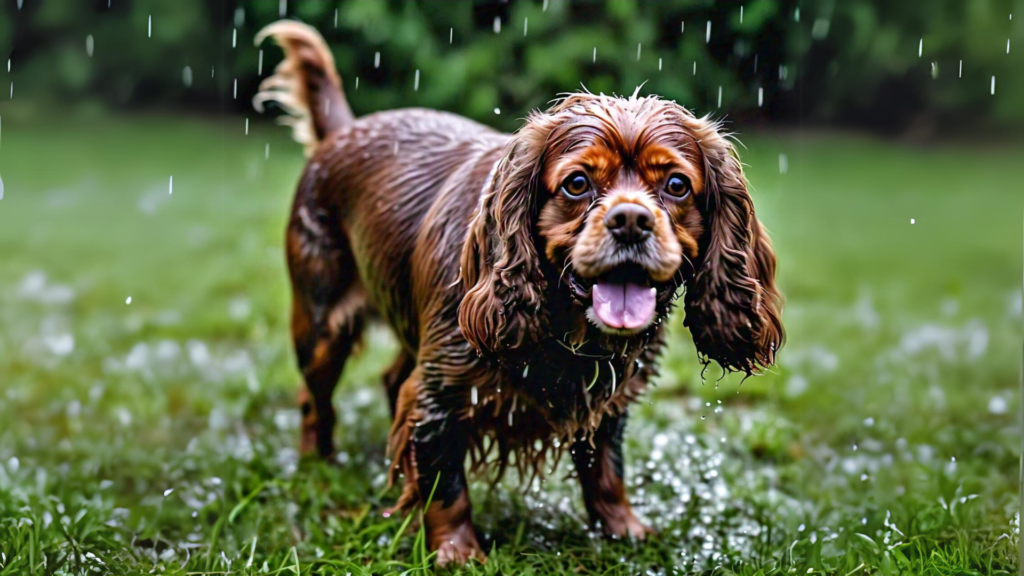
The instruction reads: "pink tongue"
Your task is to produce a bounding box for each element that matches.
[592,282,657,330]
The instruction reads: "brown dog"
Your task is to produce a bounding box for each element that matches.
[255,21,783,566]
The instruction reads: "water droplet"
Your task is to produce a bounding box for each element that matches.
[988,395,1007,414]
[232,28,237,49]
[148,15,152,38]
[413,69,420,91]
[758,87,763,107]
[494,108,500,115]
[182,66,193,88]
[910,218,915,224]
[991,75,996,95]
[126,296,132,305]
[374,52,380,69]
[86,35,94,57]
[163,488,174,497]
[493,16,501,34]
[705,21,711,44]
[168,175,173,195]
[918,38,923,57]
[523,17,528,37]
[258,50,264,76]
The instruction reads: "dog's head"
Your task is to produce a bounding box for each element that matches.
[459,92,783,374]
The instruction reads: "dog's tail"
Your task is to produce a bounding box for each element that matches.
[253,21,352,157]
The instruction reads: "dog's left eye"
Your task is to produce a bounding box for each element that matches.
[665,173,691,198]
[560,172,592,199]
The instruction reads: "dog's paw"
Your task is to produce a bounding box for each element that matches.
[603,510,654,541]
[435,537,487,567]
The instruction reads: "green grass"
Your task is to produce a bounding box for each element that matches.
[0,113,1020,575]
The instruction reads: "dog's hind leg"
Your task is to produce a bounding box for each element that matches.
[287,211,366,458]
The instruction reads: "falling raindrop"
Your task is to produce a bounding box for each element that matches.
[930,62,938,79]
[148,15,152,38]
[494,108,500,115]
[991,75,996,95]
[86,35,94,57]
[717,86,722,108]
[493,16,501,34]
[705,21,711,44]
[542,0,548,11]
[693,61,696,76]
[265,143,270,160]
[182,66,192,87]
[778,153,788,174]
[592,47,597,63]
[523,17,528,37]
[374,52,380,68]
[234,7,245,28]
[918,38,923,57]
[232,28,237,49]
[658,57,663,71]
[0,171,4,201]
[681,21,685,34]
[449,28,453,44]
[354,77,359,90]
[126,296,132,305]
[211,65,215,78]
[1007,39,1011,54]
[278,0,287,18]
[740,6,744,24]
[958,59,962,78]
[245,118,249,135]
[794,7,800,22]
[168,176,173,195]
[636,43,642,61]
[758,87,763,107]
[233,79,237,100]
[471,386,478,405]
[258,50,263,75]
[413,69,420,91]
[334,9,338,28]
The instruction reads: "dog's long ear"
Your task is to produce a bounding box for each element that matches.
[459,112,559,361]
[682,118,784,374]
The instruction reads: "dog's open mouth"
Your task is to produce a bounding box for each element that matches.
[570,264,659,333]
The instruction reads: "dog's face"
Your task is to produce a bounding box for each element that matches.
[460,93,783,374]
[536,100,707,336]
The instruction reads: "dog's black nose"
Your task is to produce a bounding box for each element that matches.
[604,203,654,244]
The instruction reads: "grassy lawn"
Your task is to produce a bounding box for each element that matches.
[0,113,1020,575]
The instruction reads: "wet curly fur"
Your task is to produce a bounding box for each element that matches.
[256,20,783,567]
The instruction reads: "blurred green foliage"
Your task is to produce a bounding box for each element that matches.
[2,0,1021,133]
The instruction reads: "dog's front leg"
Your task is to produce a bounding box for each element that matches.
[412,410,485,566]
[572,411,652,539]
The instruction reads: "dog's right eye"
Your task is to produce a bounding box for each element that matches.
[561,172,592,199]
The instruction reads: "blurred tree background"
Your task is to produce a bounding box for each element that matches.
[2,0,1021,135]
